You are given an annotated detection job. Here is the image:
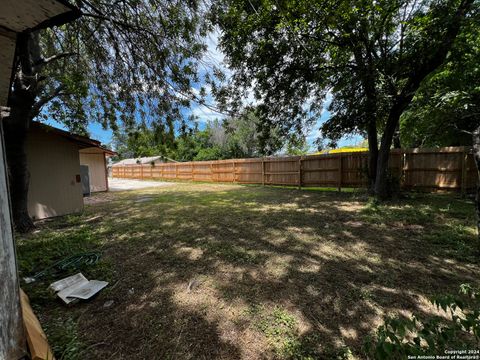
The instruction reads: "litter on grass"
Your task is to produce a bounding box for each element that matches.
[49,273,108,304]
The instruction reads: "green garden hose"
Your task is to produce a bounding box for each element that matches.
[24,252,101,283]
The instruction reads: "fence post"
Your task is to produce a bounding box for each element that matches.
[175,163,178,180]
[262,158,265,186]
[338,154,343,192]
[210,161,213,182]
[233,161,236,183]
[298,157,302,190]
[461,148,467,197]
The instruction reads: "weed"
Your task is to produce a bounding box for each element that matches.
[43,316,85,360]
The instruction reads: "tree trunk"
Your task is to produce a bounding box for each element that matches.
[374,145,391,200]
[393,123,401,149]
[374,105,403,199]
[473,125,480,254]
[5,32,40,233]
[367,118,378,192]
[4,101,35,233]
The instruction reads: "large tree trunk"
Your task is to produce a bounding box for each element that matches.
[473,125,480,254]
[374,104,404,199]
[393,123,401,149]
[5,32,40,233]
[367,118,378,192]
[4,99,35,233]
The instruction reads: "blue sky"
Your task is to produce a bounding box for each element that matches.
[47,32,363,152]
[46,101,363,151]
[46,118,113,145]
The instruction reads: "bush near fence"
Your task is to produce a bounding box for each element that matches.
[111,146,478,193]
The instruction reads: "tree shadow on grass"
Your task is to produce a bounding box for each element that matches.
[17,184,480,359]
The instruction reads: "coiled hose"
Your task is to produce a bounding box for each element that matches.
[24,252,100,283]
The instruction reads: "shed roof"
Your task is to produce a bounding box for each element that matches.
[31,122,117,156]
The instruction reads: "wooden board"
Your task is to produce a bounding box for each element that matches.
[20,289,55,360]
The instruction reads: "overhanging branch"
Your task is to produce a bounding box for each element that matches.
[31,85,67,116]
[34,52,77,69]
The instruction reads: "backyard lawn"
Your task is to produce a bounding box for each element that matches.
[17,183,480,359]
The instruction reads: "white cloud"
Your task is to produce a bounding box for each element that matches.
[203,30,226,68]
[190,104,225,124]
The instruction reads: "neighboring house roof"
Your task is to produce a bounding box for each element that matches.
[31,122,117,156]
[112,155,177,166]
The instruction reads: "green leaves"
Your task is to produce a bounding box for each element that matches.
[214,0,478,149]
[35,0,210,140]
[364,284,480,359]
[400,18,480,147]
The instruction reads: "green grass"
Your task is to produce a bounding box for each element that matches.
[43,316,85,360]
[17,213,115,358]
[245,304,352,359]
[359,194,477,260]
[15,184,479,360]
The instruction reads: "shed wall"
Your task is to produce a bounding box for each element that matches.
[26,129,83,219]
[79,149,107,192]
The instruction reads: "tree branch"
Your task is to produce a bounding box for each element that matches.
[34,52,77,69]
[452,122,473,135]
[31,85,66,116]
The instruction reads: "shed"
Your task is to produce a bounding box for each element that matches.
[26,122,115,220]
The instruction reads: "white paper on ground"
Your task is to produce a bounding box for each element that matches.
[67,280,108,300]
[49,273,88,292]
[49,273,108,304]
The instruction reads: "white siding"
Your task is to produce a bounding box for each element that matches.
[26,129,83,220]
[79,149,108,192]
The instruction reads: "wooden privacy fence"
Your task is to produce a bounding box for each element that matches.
[112,146,478,193]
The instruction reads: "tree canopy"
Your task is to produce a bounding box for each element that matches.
[400,19,480,147]
[112,108,307,161]
[6,0,212,231]
[34,0,211,135]
[212,0,477,197]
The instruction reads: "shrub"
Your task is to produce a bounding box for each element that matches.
[364,284,480,359]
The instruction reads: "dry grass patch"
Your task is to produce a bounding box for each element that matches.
[17,183,480,359]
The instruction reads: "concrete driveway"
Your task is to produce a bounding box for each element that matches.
[108,177,173,191]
